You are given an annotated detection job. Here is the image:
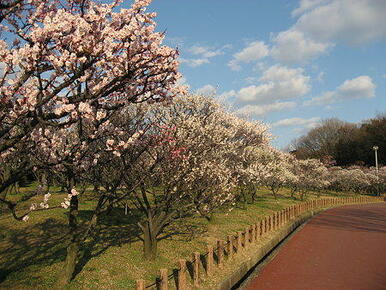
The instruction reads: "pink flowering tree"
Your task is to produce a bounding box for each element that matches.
[109,95,269,260]
[0,0,183,284]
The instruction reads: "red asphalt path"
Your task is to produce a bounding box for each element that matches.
[246,203,386,290]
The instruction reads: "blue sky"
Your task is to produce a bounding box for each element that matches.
[136,0,386,148]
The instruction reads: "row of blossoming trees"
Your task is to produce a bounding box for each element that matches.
[0,0,384,286]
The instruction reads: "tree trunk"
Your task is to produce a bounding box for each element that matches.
[272,188,278,200]
[59,239,80,285]
[142,221,158,260]
[290,188,295,199]
[58,190,80,286]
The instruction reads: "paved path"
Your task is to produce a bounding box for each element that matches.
[246,203,386,290]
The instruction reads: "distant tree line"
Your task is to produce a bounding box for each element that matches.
[291,114,385,167]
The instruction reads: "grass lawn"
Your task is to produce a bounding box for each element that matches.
[0,186,357,289]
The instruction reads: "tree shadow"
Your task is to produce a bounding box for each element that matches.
[158,220,207,243]
[0,207,143,286]
[0,218,69,284]
[72,207,143,278]
[1,203,216,287]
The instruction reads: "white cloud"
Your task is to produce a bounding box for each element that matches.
[188,45,224,58]
[271,0,386,64]
[228,41,269,70]
[179,57,210,68]
[235,102,296,117]
[271,30,331,64]
[316,71,325,82]
[217,90,237,102]
[165,36,185,47]
[272,117,320,128]
[305,75,376,105]
[294,0,386,44]
[291,0,329,17]
[181,44,230,68]
[196,84,217,96]
[236,65,310,104]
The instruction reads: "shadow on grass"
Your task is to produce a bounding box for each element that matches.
[0,208,142,286]
[0,218,69,284]
[0,206,208,286]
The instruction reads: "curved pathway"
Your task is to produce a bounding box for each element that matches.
[246,202,386,290]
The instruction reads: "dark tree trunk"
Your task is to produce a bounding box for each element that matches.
[142,220,158,260]
[60,239,80,285]
[271,187,278,200]
[195,203,212,222]
[290,188,297,199]
[251,186,257,203]
[58,191,80,286]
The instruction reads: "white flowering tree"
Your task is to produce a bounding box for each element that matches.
[296,159,329,199]
[0,0,183,284]
[254,148,295,199]
[328,166,381,194]
[108,95,269,259]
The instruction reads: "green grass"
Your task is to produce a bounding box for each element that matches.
[0,186,358,289]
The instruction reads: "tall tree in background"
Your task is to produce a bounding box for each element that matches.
[291,118,356,160]
[292,115,385,167]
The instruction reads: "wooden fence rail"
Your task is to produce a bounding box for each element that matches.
[135,196,384,289]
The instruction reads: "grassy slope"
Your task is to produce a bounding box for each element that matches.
[0,186,355,289]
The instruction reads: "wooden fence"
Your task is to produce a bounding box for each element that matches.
[135,196,384,290]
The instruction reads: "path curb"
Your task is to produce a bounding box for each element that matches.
[216,208,338,290]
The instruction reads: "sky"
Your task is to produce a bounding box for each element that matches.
[134,0,385,149]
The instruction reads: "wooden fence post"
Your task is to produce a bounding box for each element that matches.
[255,223,260,239]
[267,216,272,232]
[278,212,281,227]
[262,218,266,234]
[206,245,214,275]
[237,231,243,251]
[159,269,168,290]
[227,235,234,258]
[286,207,290,221]
[217,240,224,267]
[244,227,250,247]
[273,213,277,230]
[136,280,145,290]
[250,225,255,243]
[178,259,187,290]
[193,252,200,287]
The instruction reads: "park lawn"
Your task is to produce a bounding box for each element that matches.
[0,186,354,289]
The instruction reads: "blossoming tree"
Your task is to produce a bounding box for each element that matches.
[108,95,270,259]
[0,0,183,284]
